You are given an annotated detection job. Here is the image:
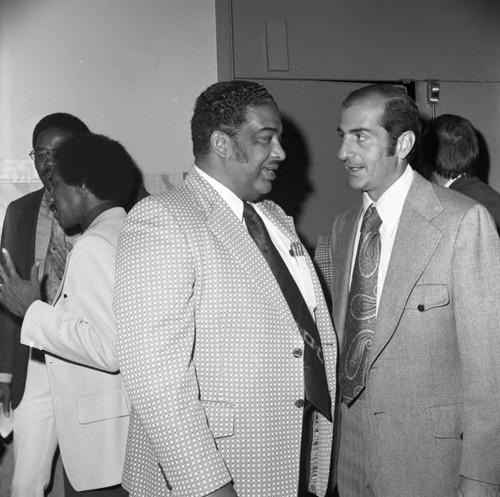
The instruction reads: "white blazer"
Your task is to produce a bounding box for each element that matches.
[21,207,130,491]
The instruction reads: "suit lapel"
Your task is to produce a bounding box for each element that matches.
[16,189,44,279]
[259,201,336,345]
[187,172,303,337]
[258,201,300,246]
[369,174,443,367]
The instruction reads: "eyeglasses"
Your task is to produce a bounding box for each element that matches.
[29,148,57,162]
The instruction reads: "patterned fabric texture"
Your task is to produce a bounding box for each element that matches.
[243,202,331,420]
[42,216,74,304]
[339,205,381,404]
[314,233,334,309]
[113,168,337,497]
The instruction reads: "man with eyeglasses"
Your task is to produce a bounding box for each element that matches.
[0,113,90,497]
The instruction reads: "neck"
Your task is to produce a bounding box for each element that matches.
[431,171,451,186]
[81,201,119,232]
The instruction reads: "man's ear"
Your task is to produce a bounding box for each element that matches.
[211,131,230,159]
[75,184,87,196]
[396,131,416,160]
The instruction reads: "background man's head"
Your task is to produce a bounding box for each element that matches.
[423,114,479,182]
[191,80,285,201]
[342,84,422,164]
[51,133,137,230]
[338,84,421,201]
[31,113,90,191]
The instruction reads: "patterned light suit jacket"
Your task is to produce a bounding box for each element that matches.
[113,168,337,497]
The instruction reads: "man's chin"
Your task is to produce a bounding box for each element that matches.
[64,223,82,236]
[55,219,82,236]
[348,177,365,192]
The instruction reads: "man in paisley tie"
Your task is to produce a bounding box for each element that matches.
[315,84,500,497]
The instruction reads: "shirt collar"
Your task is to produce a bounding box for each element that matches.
[444,174,462,188]
[86,206,125,232]
[195,165,244,221]
[362,165,414,236]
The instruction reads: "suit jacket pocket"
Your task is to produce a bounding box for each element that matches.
[201,400,235,439]
[78,388,130,425]
[405,284,449,311]
[424,402,462,439]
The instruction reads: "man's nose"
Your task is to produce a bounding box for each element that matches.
[272,139,286,161]
[338,137,353,161]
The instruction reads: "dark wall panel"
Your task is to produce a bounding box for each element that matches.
[232,0,500,82]
[253,80,365,248]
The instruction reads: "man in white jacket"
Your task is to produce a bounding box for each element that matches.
[0,133,138,496]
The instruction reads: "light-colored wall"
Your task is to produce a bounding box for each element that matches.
[0,0,217,179]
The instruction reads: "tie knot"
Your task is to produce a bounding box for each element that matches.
[360,205,382,235]
[243,202,258,222]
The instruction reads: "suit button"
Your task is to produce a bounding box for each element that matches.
[295,399,305,408]
[417,304,425,312]
[293,348,303,358]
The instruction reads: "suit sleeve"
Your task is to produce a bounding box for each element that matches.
[0,203,22,380]
[314,231,334,307]
[113,197,232,497]
[21,235,119,372]
[453,203,500,484]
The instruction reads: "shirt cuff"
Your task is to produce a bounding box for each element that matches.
[0,373,12,383]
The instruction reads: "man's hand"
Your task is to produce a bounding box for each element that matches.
[0,382,11,417]
[0,249,40,318]
[458,476,500,497]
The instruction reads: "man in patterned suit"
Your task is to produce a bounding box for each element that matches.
[315,84,500,496]
[113,80,337,497]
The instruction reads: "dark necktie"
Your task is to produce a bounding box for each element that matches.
[339,205,382,405]
[243,202,332,421]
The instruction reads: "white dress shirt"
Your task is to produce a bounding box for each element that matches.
[444,174,462,188]
[350,165,414,312]
[195,166,318,317]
